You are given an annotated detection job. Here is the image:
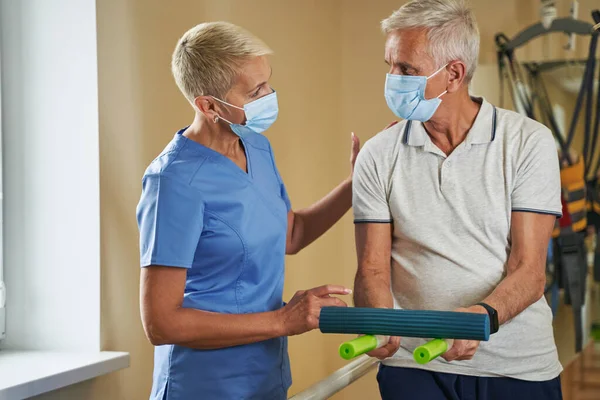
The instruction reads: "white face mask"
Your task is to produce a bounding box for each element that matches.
[384,63,448,122]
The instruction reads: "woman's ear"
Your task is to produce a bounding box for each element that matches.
[446,61,467,93]
[194,96,220,122]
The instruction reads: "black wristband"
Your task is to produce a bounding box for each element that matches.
[476,302,499,334]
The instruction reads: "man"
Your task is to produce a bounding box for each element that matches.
[352,1,563,399]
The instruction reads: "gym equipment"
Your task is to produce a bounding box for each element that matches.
[556,232,588,351]
[496,12,600,169]
[339,335,388,360]
[413,339,454,365]
[339,336,455,365]
[554,159,588,238]
[592,323,600,342]
[588,178,600,282]
[321,307,490,362]
[496,8,600,354]
[545,239,561,318]
[320,307,489,340]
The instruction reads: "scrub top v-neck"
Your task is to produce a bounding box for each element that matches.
[136,129,293,400]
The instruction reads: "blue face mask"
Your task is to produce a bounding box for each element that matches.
[384,64,448,122]
[212,91,279,138]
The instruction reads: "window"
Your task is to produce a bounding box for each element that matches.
[0,1,127,397]
[0,41,4,341]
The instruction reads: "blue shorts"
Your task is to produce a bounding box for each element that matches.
[377,365,562,400]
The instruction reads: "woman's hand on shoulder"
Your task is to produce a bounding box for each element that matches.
[349,121,396,177]
[350,132,361,175]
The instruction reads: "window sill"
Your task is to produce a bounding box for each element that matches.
[0,350,129,399]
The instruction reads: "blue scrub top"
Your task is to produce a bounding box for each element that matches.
[136,129,292,400]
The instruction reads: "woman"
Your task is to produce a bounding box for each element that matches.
[136,22,359,399]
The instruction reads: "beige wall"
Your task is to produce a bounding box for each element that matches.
[34,1,599,399]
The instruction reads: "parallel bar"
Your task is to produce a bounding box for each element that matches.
[288,355,379,400]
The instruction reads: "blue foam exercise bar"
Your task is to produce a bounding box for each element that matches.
[319,307,490,341]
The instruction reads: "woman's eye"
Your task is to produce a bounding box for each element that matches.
[250,88,261,98]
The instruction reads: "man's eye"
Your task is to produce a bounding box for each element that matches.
[401,68,410,75]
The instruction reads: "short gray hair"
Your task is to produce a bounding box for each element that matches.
[381,0,479,82]
[172,22,273,103]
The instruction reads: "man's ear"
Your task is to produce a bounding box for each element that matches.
[446,61,467,93]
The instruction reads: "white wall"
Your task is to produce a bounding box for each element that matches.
[0,0,100,351]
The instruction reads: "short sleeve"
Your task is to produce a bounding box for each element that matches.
[136,175,205,268]
[511,128,562,217]
[352,145,392,223]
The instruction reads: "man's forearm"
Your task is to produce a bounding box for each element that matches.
[480,261,545,325]
[353,270,394,308]
[289,177,352,253]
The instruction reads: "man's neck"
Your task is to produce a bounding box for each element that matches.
[183,112,243,158]
[423,91,481,156]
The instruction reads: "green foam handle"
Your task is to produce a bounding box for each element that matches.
[339,335,379,360]
[413,339,450,364]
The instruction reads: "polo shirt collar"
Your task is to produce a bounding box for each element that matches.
[402,97,497,148]
[466,98,497,145]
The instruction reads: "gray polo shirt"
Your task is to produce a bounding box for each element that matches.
[353,98,562,381]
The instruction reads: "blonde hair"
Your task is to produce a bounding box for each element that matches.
[381,0,479,82]
[172,22,272,103]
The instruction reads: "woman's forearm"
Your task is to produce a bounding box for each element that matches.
[147,308,285,349]
[287,177,352,254]
[144,284,350,349]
